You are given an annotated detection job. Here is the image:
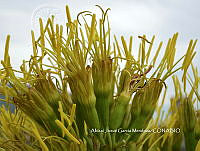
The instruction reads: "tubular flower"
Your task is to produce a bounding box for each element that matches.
[129,79,163,140]
[179,97,197,151]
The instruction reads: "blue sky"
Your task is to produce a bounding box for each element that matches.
[0,0,200,109]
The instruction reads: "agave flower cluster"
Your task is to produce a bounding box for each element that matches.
[0,5,199,151]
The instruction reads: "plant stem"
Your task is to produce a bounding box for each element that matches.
[184,132,198,151]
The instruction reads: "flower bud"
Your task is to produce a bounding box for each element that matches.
[129,79,163,139]
[110,91,131,129]
[179,97,198,151]
[179,97,196,132]
[109,69,131,129]
[34,74,62,116]
[92,58,114,128]
[68,68,100,130]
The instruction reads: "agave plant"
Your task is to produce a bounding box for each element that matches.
[0,5,199,151]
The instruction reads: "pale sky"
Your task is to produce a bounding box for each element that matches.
[1,0,199,65]
[0,0,200,108]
